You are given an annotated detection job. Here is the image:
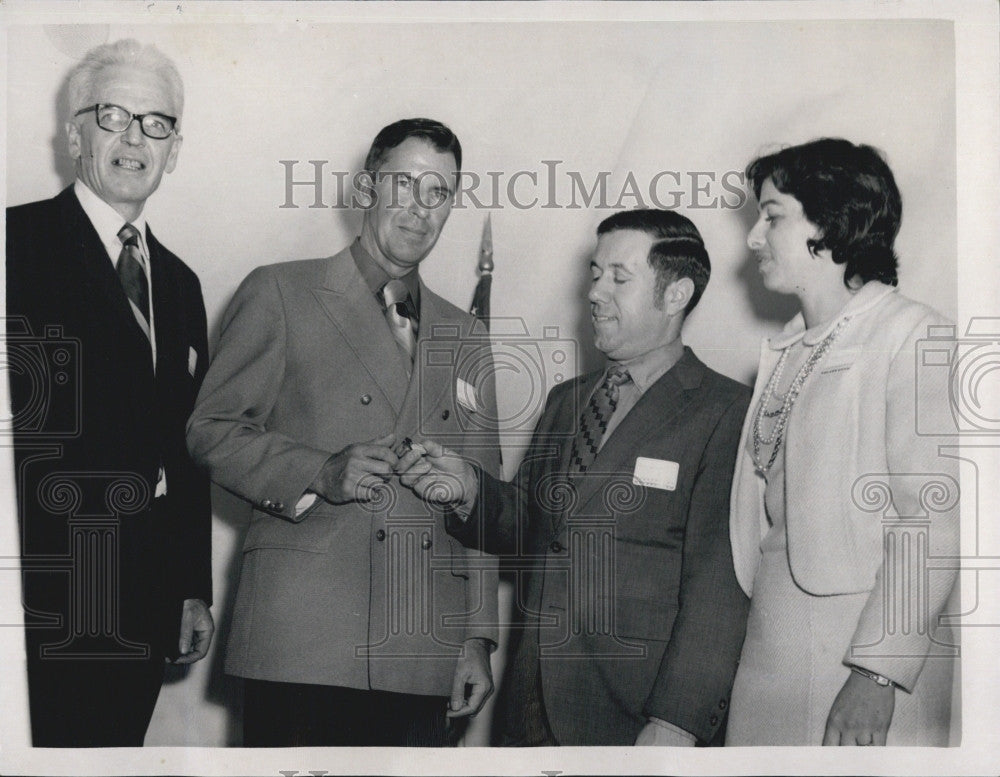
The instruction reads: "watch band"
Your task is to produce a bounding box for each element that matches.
[850,665,896,688]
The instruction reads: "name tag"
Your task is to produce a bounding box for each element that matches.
[633,457,679,491]
[456,378,479,413]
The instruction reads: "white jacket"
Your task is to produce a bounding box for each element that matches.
[730,282,960,691]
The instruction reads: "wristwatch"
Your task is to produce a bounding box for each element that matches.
[850,665,897,688]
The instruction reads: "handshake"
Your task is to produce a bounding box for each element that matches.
[309,432,479,510]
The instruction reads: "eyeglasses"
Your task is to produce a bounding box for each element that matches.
[75,103,178,140]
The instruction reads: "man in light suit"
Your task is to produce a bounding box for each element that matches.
[186,118,501,746]
[398,209,751,746]
[6,39,214,747]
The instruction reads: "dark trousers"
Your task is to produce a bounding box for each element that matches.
[26,649,165,747]
[243,679,453,747]
[22,498,169,747]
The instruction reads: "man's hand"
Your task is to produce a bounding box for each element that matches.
[635,719,697,746]
[396,439,477,510]
[822,670,896,745]
[446,637,494,718]
[310,433,398,503]
[173,598,214,665]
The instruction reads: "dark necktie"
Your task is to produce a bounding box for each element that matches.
[380,279,416,363]
[568,365,631,474]
[117,223,150,330]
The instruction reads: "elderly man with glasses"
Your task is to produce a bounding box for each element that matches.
[6,38,213,747]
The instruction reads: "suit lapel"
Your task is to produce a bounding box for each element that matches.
[312,249,410,413]
[547,370,602,536]
[58,188,155,369]
[147,228,179,379]
[561,349,705,526]
[397,282,461,436]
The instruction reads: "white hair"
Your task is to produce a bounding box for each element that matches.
[67,38,184,123]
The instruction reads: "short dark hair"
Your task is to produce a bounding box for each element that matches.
[596,209,711,314]
[364,118,462,173]
[746,137,902,287]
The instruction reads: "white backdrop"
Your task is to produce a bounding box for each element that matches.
[3,2,997,771]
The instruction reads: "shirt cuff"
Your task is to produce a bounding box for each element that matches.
[648,717,697,744]
[295,492,318,516]
[451,468,480,522]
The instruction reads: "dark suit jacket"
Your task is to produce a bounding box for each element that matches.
[6,186,212,660]
[448,347,751,745]
[186,247,501,695]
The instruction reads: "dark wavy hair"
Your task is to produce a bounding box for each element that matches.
[746,138,901,287]
[596,209,711,314]
[364,118,462,174]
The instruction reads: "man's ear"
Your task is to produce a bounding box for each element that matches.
[66,121,82,160]
[164,134,183,175]
[664,277,694,316]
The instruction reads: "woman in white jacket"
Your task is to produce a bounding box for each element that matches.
[726,138,959,746]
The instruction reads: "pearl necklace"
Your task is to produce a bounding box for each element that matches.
[751,316,851,475]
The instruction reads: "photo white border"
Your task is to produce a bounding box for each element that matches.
[1,1,997,775]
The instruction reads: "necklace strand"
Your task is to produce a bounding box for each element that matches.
[751,316,851,475]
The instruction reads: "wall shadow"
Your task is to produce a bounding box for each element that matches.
[50,69,77,188]
[568,242,603,377]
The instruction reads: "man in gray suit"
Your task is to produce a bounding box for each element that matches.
[398,209,751,746]
[186,119,500,746]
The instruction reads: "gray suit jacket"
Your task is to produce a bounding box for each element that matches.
[187,247,500,695]
[448,347,750,744]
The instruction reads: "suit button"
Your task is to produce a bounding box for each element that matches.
[272,501,284,512]
[361,394,372,405]
[261,499,272,509]
[441,409,450,420]
[421,537,433,550]
[549,540,563,553]
[710,714,719,726]
[719,699,727,710]
[375,529,386,541]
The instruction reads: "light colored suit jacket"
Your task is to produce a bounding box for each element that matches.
[449,348,750,744]
[730,282,959,691]
[187,247,500,695]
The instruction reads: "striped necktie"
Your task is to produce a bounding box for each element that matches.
[116,223,150,333]
[568,365,631,474]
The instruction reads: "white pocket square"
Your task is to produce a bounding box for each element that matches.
[188,346,198,377]
[456,377,479,413]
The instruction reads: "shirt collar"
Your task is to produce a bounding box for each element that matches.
[73,179,149,263]
[607,339,683,394]
[768,281,898,350]
[350,238,421,313]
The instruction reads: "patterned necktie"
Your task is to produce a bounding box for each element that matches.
[117,223,150,330]
[568,365,631,474]
[380,279,416,363]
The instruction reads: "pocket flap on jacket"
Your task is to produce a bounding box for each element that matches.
[242,505,335,554]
